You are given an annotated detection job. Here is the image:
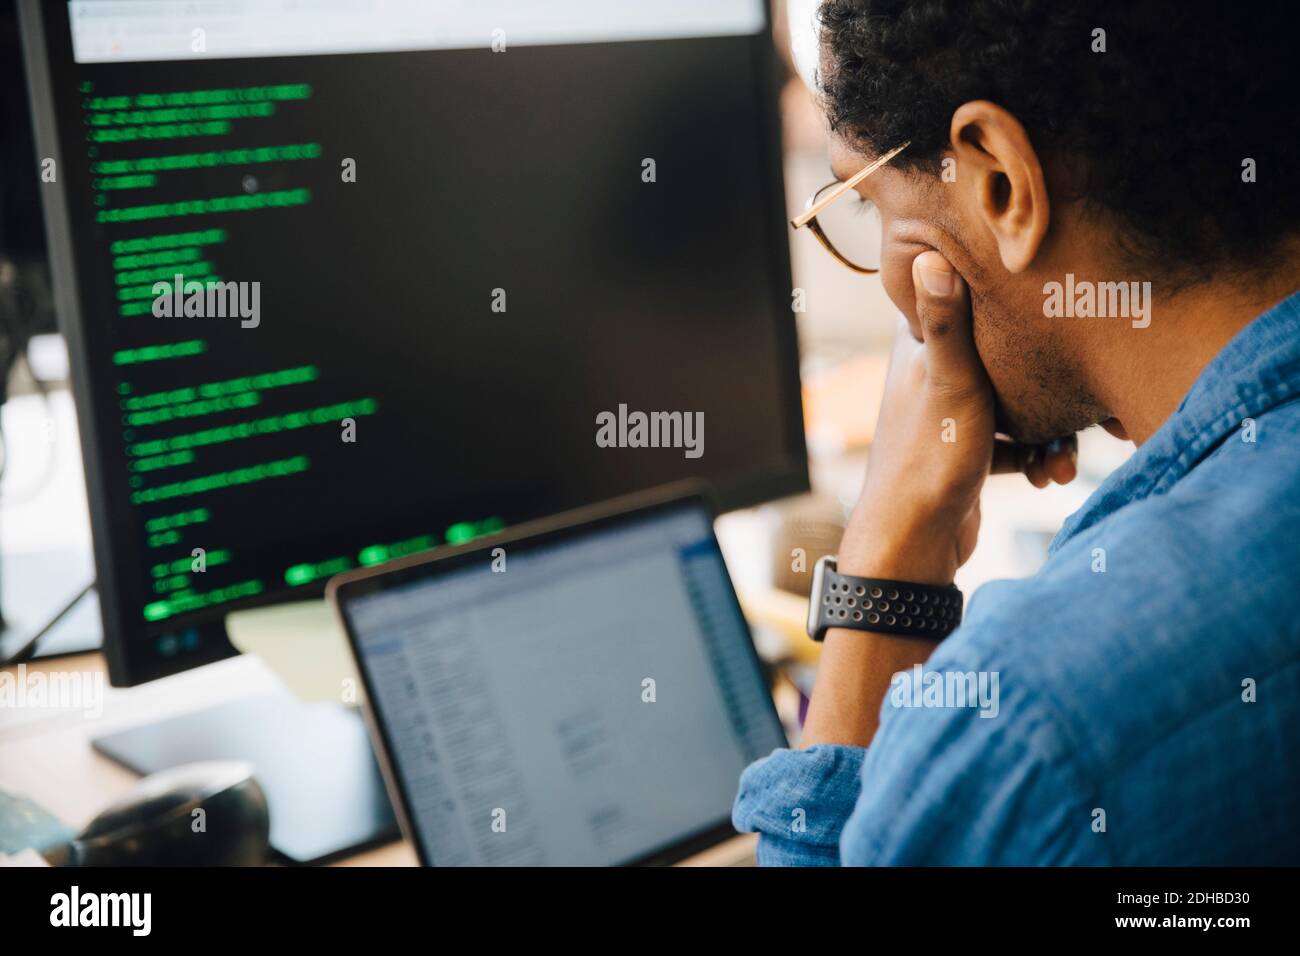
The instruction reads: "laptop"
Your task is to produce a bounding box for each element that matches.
[328,488,788,866]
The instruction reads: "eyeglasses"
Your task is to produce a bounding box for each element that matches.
[790,142,909,274]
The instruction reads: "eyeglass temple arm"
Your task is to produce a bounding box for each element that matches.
[789,141,910,229]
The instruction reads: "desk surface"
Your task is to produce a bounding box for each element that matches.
[0,650,755,866]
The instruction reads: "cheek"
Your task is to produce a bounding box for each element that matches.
[969,294,1000,368]
[879,242,921,323]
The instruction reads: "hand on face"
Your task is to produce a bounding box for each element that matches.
[839,250,1077,585]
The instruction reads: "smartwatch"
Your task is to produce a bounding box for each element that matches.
[806,555,963,642]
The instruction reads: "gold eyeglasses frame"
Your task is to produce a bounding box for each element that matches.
[790,141,910,274]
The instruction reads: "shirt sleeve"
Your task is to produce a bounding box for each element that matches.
[734,578,1114,866]
[838,676,1111,866]
[732,744,866,866]
[834,588,1113,867]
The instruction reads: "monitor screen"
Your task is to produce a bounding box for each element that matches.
[20,0,804,685]
[341,499,787,866]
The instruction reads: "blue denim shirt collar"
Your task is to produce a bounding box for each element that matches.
[1052,289,1300,552]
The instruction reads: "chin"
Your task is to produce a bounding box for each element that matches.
[993,397,1068,445]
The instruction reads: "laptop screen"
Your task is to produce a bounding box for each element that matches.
[343,501,786,865]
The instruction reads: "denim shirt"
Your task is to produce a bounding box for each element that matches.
[734,290,1300,865]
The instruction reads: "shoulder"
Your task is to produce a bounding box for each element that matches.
[957,400,1300,770]
[844,402,1300,864]
[842,622,1109,864]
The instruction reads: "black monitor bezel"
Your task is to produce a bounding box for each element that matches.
[19,0,807,687]
[329,483,788,867]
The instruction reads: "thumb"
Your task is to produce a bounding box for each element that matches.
[911,250,978,381]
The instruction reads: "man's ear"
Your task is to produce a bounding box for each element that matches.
[949,100,1050,273]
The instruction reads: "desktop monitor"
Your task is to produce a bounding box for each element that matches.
[2,3,46,263]
[19,0,805,687]
[2,1,56,346]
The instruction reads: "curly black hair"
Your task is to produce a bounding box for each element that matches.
[817,0,1300,280]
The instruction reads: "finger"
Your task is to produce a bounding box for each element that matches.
[992,436,1079,483]
[910,250,975,381]
[998,442,1046,486]
[991,438,1034,475]
[1024,454,1051,488]
[1042,435,1079,484]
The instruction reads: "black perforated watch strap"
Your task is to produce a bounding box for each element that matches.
[812,560,962,641]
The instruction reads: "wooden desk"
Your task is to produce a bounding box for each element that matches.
[0,651,755,866]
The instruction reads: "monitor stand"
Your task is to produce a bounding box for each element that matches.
[92,689,399,863]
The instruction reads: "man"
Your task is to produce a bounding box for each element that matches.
[734,0,1300,864]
